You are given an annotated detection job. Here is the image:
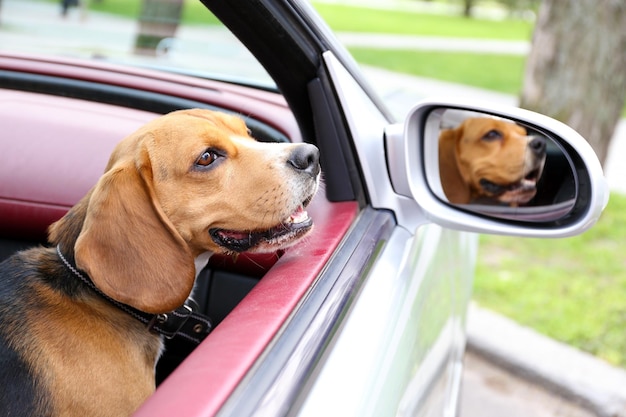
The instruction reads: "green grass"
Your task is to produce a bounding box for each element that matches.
[46,0,220,24]
[312,3,534,40]
[86,0,141,18]
[349,48,526,95]
[313,2,529,99]
[474,193,626,367]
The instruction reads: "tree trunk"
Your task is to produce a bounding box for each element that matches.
[462,0,475,18]
[519,0,626,167]
[135,0,184,56]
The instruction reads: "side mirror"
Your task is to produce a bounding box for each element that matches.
[385,98,609,237]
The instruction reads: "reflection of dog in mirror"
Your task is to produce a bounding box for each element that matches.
[439,117,546,206]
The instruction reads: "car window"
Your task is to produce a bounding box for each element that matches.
[1,0,275,89]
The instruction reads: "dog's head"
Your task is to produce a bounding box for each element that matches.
[125,109,320,255]
[439,117,546,205]
[51,109,320,313]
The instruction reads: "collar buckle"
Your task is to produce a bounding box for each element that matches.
[148,304,193,339]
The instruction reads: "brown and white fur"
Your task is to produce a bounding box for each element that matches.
[439,117,546,205]
[0,109,320,417]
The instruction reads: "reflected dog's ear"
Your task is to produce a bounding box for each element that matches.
[74,142,195,314]
[438,127,470,204]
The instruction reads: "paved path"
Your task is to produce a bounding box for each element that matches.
[461,352,596,417]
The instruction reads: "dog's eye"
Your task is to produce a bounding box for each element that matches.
[195,149,222,168]
[482,130,503,141]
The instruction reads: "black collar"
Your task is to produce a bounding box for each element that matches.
[56,245,212,344]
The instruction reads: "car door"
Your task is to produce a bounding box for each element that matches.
[289,49,475,417]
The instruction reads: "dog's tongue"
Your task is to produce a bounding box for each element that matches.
[210,204,314,253]
[288,205,309,224]
[218,230,250,240]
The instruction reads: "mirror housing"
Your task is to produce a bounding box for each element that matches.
[385,97,609,237]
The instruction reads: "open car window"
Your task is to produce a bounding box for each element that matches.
[0,2,367,414]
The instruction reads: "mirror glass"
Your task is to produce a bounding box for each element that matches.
[425,108,577,222]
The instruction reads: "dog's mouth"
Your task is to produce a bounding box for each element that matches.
[209,202,313,253]
[479,167,542,205]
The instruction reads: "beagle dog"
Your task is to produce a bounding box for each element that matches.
[438,117,546,206]
[0,109,320,417]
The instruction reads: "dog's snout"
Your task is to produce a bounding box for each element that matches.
[287,144,321,177]
[529,136,547,156]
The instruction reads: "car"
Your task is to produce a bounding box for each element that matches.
[0,0,607,416]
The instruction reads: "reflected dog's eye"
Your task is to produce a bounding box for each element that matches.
[195,149,224,169]
[482,130,503,141]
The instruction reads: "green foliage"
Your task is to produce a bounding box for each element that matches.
[474,193,626,367]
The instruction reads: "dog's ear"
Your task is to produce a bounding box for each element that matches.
[74,144,195,314]
[438,126,471,204]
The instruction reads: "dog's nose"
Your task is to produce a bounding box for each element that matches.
[287,144,321,177]
[529,136,547,155]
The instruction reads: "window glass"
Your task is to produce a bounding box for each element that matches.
[1,0,275,89]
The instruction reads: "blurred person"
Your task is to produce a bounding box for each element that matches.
[61,0,79,17]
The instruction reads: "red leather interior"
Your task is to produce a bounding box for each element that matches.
[0,89,157,240]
